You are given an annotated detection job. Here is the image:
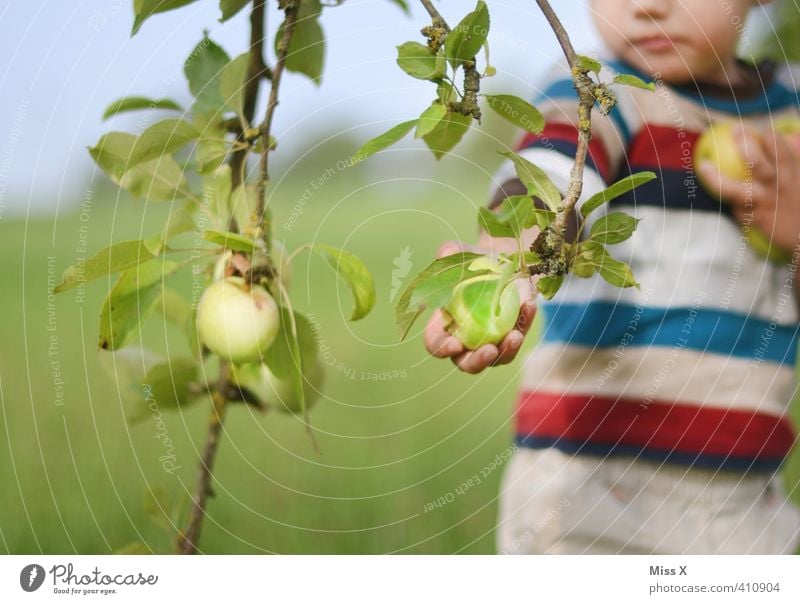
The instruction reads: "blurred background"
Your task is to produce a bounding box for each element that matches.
[1,0,799,554]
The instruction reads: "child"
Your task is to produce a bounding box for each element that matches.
[425,0,800,553]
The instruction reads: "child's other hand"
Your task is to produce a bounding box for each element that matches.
[697,123,800,252]
[423,240,537,374]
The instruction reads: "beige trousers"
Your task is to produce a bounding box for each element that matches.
[497,446,800,554]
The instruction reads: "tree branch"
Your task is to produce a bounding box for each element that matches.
[229,0,268,201]
[419,0,449,31]
[177,368,230,554]
[255,0,301,236]
[534,0,597,255]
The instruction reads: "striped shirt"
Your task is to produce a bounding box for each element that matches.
[492,53,800,473]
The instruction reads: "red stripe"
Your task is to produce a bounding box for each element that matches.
[516,390,796,459]
[627,123,702,171]
[515,122,611,182]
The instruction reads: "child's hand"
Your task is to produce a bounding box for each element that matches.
[423,240,537,374]
[697,123,800,252]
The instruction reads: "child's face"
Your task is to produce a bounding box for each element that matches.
[590,0,764,84]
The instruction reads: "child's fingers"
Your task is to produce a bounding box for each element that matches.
[697,160,768,209]
[437,240,483,258]
[424,309,465,358]
[452,344,500,374]
[492,301,536,365]
[514,300,537,335]
[734,124,775,182]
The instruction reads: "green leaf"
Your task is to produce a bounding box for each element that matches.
[436,81,457,105]
[415,102,447,139]
[536,274,564,300]
[147,202,198,255]
[574,241,639,288]
[387,0,410,15]
[219,53,249,119]
[498,151,561,211]
[530,207,556,229]
[589,211,641,244]
[201,164,233,224]
[53,240,161,293]
[202,229,262,253]
[478,195,535,238]
[580,171,657,218]
[396,41,445,81]
[263,305,307,415]
[354,120,416,160]
[98,260,181,350]
[130,119,199,167]
[102,96,182,121]
[264,308,316,381]
[184,36,231,113]
[484,94,544,134]
[219,0,250,22]
[132,0,198,35]
[394,252,484,339]
[88,132,137,178]
[277,0,325,84]
[597,254,639,288]
[131,357,201,422]
[118,156,191,202]
[445,0,490,67]
[90,120,199,180]
[422,111,472,160]
[613,73,656,91]
[311,245,375,321]
[576,54,602,74]
[230,184,259,232]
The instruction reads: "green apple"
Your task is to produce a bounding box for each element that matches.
[694,120,794,263]
[197,276,280,364]
[442,275,521,350]
[231,353,325,414]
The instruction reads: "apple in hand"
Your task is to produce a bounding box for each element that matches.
[694,120,797,263]
[197,276,280,364]
[231,352,325,414]
[442,275,521,350]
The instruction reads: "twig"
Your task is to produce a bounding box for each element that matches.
[255,0,301,235]
[229,0,269,203]
[177,370,230,554]
[419,0,449,30]
[534,0,596,245]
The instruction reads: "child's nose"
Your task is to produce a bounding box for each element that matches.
[633,0,670,20]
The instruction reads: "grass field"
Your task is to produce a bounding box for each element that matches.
[2,168,800,554]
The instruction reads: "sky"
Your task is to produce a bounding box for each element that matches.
[0,0,606,217]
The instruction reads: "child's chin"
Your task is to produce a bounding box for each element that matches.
[633,56,694,86]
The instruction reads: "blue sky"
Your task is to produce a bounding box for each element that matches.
[0,1,606,216]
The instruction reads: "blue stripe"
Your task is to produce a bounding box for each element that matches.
[606,58,798,115]
[540,300,798,365]
[514,435,784,473]
[611,165,736,216]
[535,80,632,143]
[519,138,604,181]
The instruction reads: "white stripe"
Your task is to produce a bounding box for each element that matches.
[555,205,800,325]
[520,343,794,416]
